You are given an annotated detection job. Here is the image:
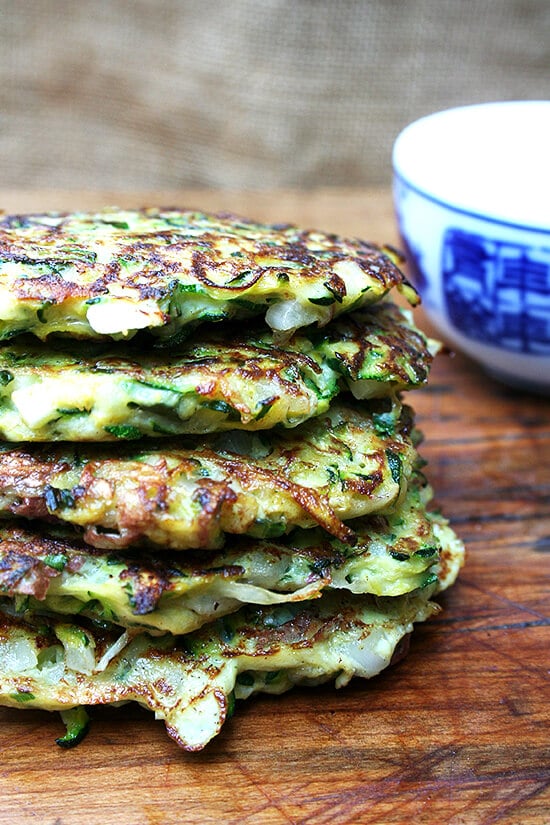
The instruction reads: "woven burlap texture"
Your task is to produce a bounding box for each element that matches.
[1,0,549,189]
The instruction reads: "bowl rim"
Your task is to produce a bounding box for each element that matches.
[392,100,550,234]
[393,169,550,236]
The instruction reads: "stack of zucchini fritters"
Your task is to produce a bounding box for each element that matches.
[0,208,463,751]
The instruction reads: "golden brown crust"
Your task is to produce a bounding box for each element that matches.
[0,208,410,341]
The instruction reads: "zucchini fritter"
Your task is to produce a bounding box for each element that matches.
[0,302,435,441]
[0,479,464,635]
[0,204,464,757]
[0,400,417,548]
[0,590,438,751]
[0,208,416,342]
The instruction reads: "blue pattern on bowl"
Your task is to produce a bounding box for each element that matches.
[442,229,550,355]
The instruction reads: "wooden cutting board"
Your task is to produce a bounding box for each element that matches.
[0,190,548,825]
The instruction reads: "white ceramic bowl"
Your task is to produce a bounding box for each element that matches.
[393,101,550,394]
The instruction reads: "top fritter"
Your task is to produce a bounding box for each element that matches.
[0,207,415,342]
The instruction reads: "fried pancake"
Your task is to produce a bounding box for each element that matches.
[0,590,438,751]
[0,479,464,635]
[0,208,417,342]
[0,302,435,441]
[0,400,418,549]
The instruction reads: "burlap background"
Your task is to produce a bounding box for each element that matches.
[1,0,548,189]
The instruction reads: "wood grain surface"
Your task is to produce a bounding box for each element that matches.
[0,190,548,825]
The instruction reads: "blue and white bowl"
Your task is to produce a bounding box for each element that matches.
[393,101,550,394]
